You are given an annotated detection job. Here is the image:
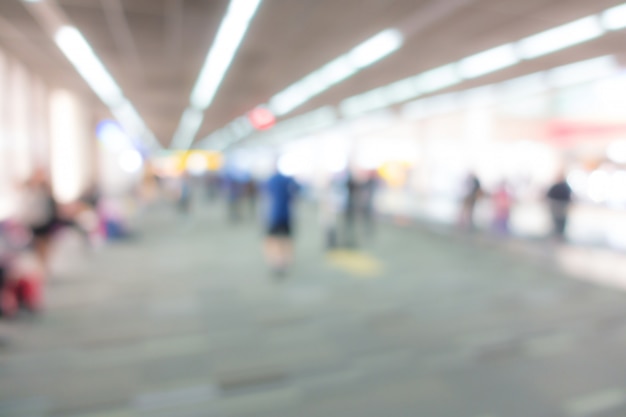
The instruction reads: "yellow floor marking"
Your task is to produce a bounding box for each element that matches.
[326,249,383,278]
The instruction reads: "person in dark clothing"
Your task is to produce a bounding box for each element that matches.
[17,172,58,276]
[546,175,572,240]
[343,172,360,247]
[459,173,482,231]
[263,169,299,276]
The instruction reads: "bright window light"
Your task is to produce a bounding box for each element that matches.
[55,26,124,107]
[347,29,403,69]
[458,44,519,79]
[171,108,204,150]
[602,4,626,30]
[547,55,618,88]
[608,140,626,163]
[189,0,263,109]
[417,64,460,93]
[517,16,604,59]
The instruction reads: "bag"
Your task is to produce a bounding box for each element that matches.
[0,275,42,316]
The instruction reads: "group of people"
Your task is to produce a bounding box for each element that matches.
[459,172,573,240]
[0,171,101,318]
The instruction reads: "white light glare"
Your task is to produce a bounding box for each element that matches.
[55,26,123,107]
[417,64,460,93]
[608,140,626,163]
[118,149,143,173]
[602,4,626,30]
[347,29,404,69]
[458,44,519,79]
[517,16,604,59]
[170,108,204,150]
[190,0,263,109]
[546,56,618,88]
[268,29,404,116]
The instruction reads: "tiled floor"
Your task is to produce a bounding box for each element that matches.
[2,202,626,417]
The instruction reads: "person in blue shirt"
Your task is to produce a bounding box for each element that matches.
[264,168,299,276]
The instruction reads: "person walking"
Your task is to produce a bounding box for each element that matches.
[546,174,572,241]
[459,172,483,231]
[263,166,299,277]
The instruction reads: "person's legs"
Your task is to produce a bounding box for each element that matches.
[32,236,52,277]
[264,222,293,276]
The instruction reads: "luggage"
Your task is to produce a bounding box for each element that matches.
[0,274,42,317]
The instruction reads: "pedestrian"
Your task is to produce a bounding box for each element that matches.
[459,172,483,231]
[343,171,360,247]
[263,165,299,277]
[492,182,513,235]
[546,173,572,241]
[15,171,58,277]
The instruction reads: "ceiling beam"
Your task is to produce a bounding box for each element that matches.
[99,0,144,79]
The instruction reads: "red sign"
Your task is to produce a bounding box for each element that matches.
[248,107,275,130]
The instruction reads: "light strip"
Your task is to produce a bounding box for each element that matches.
[268,29,403,116]
[517,16,604,59]
[171,108,204,149]
[170,0,263,150]
[602,3,626,30]
[458,44,519,79]
[417,64,460,93]
[339,5,625,120]
[202,3,626,148]
[189,0,263,109]
[54,26,159,149]
[55,26,124,107]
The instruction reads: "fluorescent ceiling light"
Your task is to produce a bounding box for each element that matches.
[385,77,422,104]
[347,29,403,69]
[268,29,404,116]
[54,26,158,149]
[498,72,547,99]
[458,44,519,79]
[340,88,389,118]
[190,0,263,109]
[602,4,626,30]
[546,55,618,88]
[171,108,204,150]
[55,26,124,107]
[517,16,604,59]
[417,64,460,93]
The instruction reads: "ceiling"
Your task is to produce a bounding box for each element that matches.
[0,0,625,147]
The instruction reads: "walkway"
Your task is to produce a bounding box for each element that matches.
[2,202,626,417]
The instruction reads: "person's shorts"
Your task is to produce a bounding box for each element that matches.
[31,220,57,238]
[267,221,292,237]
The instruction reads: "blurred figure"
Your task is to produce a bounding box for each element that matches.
[343,171,360,247]
[178,173,192,215]
[459,172,482,231]
[320,176,342,250]
[224,174,243,223]
[263,166,299,277]
[361,170,379,236]
[244,178,259,218]
[492,182,513,236]
[546,174,572,241]
[16,171,58,276]
[205,172,220,203]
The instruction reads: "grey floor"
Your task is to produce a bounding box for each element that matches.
[2,202,626,417]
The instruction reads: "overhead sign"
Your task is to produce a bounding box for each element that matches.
[248,107,276,130]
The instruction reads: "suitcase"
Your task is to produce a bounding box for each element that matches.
[0,274,42,317]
